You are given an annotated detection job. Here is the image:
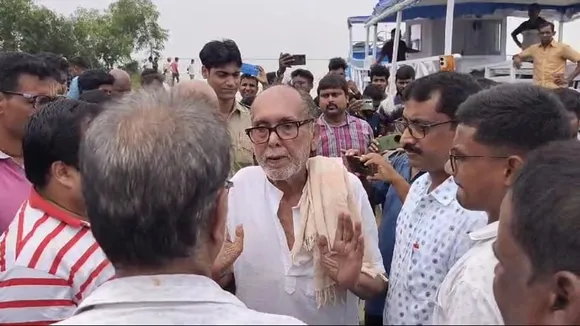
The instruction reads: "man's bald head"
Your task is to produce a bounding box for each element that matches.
[109,68,132,95]
[173,80,219,108]
[252,85,319,119]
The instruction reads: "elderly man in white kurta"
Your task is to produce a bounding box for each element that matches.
[225,85,388,325]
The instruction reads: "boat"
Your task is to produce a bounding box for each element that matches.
[347,0,580,91]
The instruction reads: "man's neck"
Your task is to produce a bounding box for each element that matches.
[115,258,212,279]
[38,187,87,221]
[323,112,347,126]
[271,169,308,196]
[428,171,449,192]
[0,128,22,158]
[218,98,236,118]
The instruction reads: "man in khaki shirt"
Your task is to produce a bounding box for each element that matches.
[199,39,255,174]
[514,21,580,89]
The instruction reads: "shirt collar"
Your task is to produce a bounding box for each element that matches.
[74,274,243,314]
[28,188,89,228]
[0,150,9,160]
[469,220,498,241]
[419,175,456,206]
[539,40,557,48]
[317,113,353,127]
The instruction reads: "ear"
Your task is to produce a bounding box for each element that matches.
[202,66,209,80]
[505,155,524,187]
[51,161,76,189]
[550,271,580,324]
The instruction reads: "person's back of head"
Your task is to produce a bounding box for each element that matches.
[141,68,164,88]
[494,140,580,325]
[78,69,115,94]
[80,89,112,104]
[553,88,580,136]
[23,98,103,193]
[35,52,69,85]
[475,77,501,89]
[79,89,232,272]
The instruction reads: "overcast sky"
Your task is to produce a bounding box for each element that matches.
[37,0,580,65]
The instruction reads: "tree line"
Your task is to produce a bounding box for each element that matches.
[0,0,168,70]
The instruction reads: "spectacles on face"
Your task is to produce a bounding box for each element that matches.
[1,91,60,110]
[245,119,314,144]
[394,118,455,139]
[448,153,509,173]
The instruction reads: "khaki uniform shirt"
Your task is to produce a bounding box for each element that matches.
[518,40,580,89]
[227,102,254,175]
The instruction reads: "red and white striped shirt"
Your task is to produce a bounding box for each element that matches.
[316,114,374,158]
[0,189,114,325]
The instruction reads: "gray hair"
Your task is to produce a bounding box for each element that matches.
[80,89,231,268]
[297,88,321,119]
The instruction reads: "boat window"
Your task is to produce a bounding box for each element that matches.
[410,24,422,51]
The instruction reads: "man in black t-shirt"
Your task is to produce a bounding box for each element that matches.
[376,28,419,64]
[511,3,548,49]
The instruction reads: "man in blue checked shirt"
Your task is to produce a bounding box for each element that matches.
[360,150,424,325]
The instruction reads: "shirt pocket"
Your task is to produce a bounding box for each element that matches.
[233,132,254,168]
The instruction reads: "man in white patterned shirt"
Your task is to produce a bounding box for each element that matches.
[432,84,572,324]
[384,72,487,325]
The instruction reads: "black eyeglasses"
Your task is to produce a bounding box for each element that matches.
[1,91,61,110]
[225,180,234,190]
[245,119,314,144]
[448,153,509,173]
[394,118,455,139]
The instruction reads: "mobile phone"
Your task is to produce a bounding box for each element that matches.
[346,155,376,176]
[291,54,306,65]
[362,99,374,111]
[241,63,260,77]
[376,134,402,152]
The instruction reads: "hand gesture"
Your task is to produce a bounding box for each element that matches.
[257,66,268,85]
[318,212,364,290]
[512,56,522,69]
[368,139,380,153]
[347,80,360,94]
[212,225,244,275]
[278,53,294,74]
[361,153,399,183]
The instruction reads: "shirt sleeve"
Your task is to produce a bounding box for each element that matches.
[562,44,580,63]
[435,280,503,325]
[0,266,75,324]
[348,173,385,273]
[517,46,535,60]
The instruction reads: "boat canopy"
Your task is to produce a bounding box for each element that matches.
[366,0,580,25]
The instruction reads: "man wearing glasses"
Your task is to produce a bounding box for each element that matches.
[432,83,572,324]
[380,72,487,325]
[0,52,59,234]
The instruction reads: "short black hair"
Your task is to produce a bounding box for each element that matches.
[328,57,348,71]
[553,88,580,119]
[266,72,278,85]
[241,74,258,83]
[457,83,571,152]
[510,140,580,279]
[78,69,115,93]
[538,21,555,31]
[317,73,348,95]
[199,39,242,70]
[291,69,314,85]
[0,52,54,93]
[80,89,112,104]
[141,68,164,86]
[69,56,89,69]
[35,52,69,84]
[370,64,390,80]
[403,71,482,119]
[23,99,103,189]
[363,84,384,101]
[475,77,500,89]
[396,65,416,80]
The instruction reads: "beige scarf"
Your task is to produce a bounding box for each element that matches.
[292,156,386,308]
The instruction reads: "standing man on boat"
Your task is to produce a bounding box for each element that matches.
[513,21,580,89]
[511,3,547,50]
[376,29,419,64]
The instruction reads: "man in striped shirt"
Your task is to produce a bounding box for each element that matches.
[316,74,374,157]
[0,99,110,325]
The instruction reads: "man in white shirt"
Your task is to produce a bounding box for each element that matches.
[433,83,572,324]
[226,85,387,325]
[187,59,195,80]
[56,89,303,325]
[384,72,488,325]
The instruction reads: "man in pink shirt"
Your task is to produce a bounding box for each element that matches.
[0,52,58,233]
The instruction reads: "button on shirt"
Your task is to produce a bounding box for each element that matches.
[55,274,305,325]
[0,151,30,234]
[384,175,487,325]
[227,166,385,325]
[432,221,503,325]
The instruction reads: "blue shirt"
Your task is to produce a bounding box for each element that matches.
[363,112,383,137]
[365,153,420,317]
[67,76,80,99]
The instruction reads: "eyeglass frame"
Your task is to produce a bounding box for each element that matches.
[448,153,509,173]
[394,118,455,139]
[245,119,314,144]
[0,90,61,110]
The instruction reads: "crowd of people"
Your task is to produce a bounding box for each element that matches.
[1,33,580,326]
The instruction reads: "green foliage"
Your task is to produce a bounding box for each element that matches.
[0,0,168,68]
